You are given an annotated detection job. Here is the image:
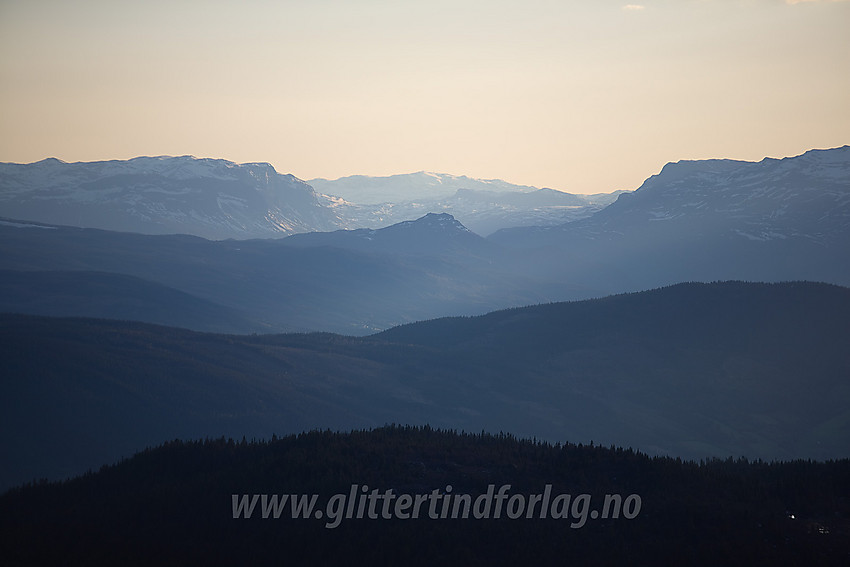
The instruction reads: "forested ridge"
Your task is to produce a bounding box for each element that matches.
[2,426,848,565]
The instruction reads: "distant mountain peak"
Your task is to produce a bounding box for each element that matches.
[33,157,67,166]
[281,211,492,259]
[401,212,470,232]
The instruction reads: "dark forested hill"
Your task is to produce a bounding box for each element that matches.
[2,427,848,566]
[2,281,848,493]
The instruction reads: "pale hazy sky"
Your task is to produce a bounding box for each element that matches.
[1,0,848,193]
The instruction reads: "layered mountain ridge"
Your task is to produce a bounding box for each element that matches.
[2,146,849,333]
[2,281,848,492]
[0,158,615,238]
[2,147,849,504]
[0,213,546,334]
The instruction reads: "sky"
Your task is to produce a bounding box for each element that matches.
[1,0,848,194]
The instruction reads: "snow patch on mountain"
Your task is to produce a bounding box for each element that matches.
[491,145,850,253]
[0,155,339,240]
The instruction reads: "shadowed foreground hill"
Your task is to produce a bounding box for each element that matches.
[1,281,849,491]
[1,427,848,566]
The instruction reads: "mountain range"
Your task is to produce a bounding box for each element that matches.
[0,158,615,238]
[6,147,841,246]
[1,146,848,333]
[308,171,543,203]
[322,185,622,236]
[2,145,849,493]
[310,172,621,235]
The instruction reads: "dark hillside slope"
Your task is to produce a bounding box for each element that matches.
[0,315,418,490]
[377,280,849,352]
[0,269,260,333]
[375,281,850,458]
[2,282,848,492]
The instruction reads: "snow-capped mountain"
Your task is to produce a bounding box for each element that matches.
[314,173,623,235]
[0,158,624,238]
[588,145,850,245]
[320,191,605,236]
[490,146,850,292]
[308,171,541,204]
[493,145,850,248]
[0,156,340,239]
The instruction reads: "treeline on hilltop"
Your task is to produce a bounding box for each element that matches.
[2,426,849,566]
